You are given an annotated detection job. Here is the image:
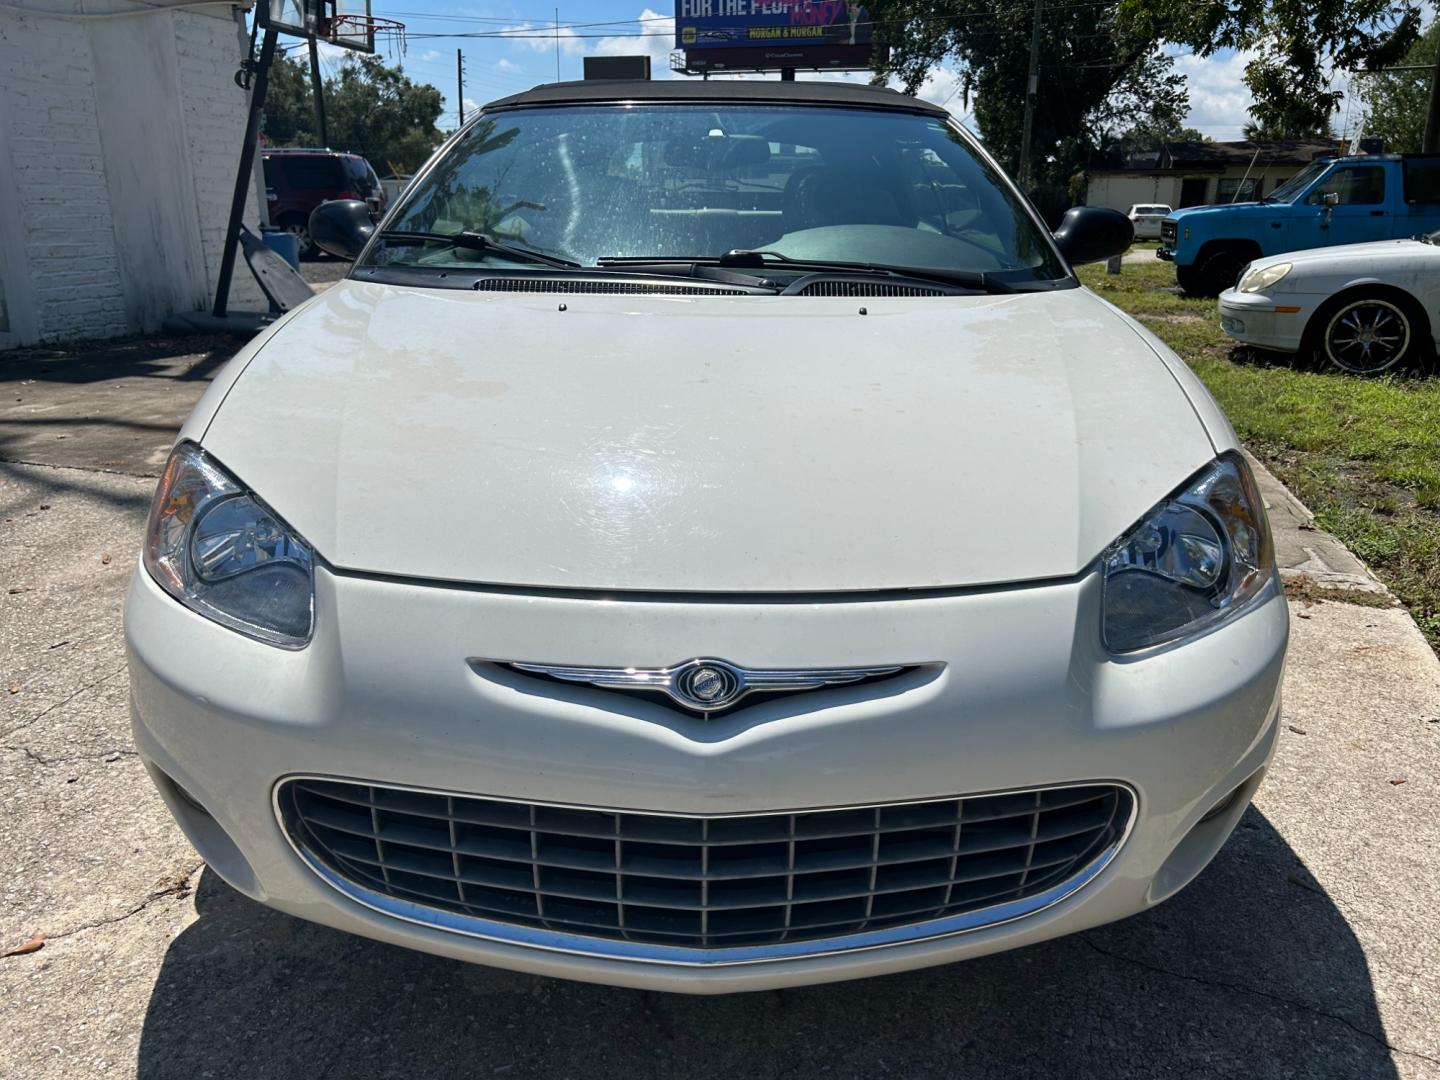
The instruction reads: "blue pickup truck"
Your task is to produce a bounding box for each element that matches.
[1157,154,1440,295]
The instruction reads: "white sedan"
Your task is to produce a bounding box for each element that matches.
[1219,237,1439,375]
[1128,203,1173,240]
[125,80,1287,993]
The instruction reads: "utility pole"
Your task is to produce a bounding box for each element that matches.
[555,8,561,82]
[456,48,465,125]
[1017,0,1044,192]
[307,37,328,147]
[1425,33,1440,153]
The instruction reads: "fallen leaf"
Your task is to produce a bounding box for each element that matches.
[2,933,44,958]
[1296,611,1312,619]
[6,683,18,695]
[1286,725,1307,735]
[38,504,50,511]
[100,552,111,565]
[1390,778,1407,786]
[6,587,30,595]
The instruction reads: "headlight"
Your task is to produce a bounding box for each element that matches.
[144,442,315,648]
[1102,452,1274,653]
[1237,261,1291,293]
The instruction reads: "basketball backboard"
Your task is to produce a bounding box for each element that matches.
[260,0,378,54]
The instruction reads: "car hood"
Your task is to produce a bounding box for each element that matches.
[1252,238,1431,272]
[1169,202,1273,223]
[201,279,1216,593]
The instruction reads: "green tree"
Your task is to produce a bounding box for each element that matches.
[260,55,319,147]
[1241,119,1334,141]
[1357,19,1440,153]
[262,54,443,174]
[871,0,1190,202]
[1117,0,1419,137]
[871,0,1418,200]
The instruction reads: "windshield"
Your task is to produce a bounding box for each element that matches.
[1266,162,1329,203]
[374,104,1066,282]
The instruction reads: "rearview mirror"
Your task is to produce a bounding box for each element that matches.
[1053,207,1134,265]
[309,199,375,261]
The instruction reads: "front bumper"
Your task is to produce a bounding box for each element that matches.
[1218,288,1317,353]
[127,561,1288,992]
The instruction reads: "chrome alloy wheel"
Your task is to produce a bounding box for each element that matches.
[1322,298,1411,375]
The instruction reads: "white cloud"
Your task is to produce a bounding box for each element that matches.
[503,21,588,57]
[420,49,442,63]
[1172,47,1355,141]
[1172,50,1256,139]
[496,57,521,73]
[591,8,677,75]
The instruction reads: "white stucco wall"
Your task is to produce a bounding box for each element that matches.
[0,0,268,347]
[1086,175,1183,215]
[1087,165,1312,216]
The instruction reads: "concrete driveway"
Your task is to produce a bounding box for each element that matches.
[2,336,1439,1079]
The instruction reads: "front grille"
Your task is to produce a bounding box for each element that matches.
[280,780,1131,951]
[475,278,747,296]
[1160,220,1178,246]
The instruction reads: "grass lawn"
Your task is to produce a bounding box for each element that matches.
[1077,257,1440,652]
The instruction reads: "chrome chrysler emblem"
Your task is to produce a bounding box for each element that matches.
[502,657,908,715]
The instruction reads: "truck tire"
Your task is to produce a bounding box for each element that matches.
[1308,287,1432,377]
[1174,264,1202,295]
[1186,248,1250,298]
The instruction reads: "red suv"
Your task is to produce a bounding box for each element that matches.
[262,149,386,259]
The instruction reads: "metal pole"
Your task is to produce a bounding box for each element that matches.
[213,26,278,319]
[1017,0,1044,190]
[554,7,561,82]
[456,48,464,125]
[1424,35,1440,153]
[308,37,328,147]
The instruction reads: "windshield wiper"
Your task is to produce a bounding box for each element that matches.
[734,251,1014,293]
[600,251,1012,293]
[378,230,582,269]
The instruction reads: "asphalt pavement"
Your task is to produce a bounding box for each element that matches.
[2,299,1439,1079]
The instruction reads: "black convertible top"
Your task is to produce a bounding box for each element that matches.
[483,79,949,117]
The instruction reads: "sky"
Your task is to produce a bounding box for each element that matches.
[305,1,1358,144]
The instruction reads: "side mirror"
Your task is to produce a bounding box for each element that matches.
[309,199,375,260]
[1053,206,1134,265]
[1322,192,1341,207]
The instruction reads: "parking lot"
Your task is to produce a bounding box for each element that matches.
[2,282,1440,1077]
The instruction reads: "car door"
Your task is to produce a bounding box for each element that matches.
[1304,165,1388,247]
[1399,157,1440,237]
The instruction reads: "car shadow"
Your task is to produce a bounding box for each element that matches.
[0,335,239,385]
[135,807,1401,1079]
[0,336,241,476]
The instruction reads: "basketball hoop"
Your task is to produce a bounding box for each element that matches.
[323,13,407,58]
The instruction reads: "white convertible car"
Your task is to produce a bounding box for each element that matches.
[1219,236,1440,374]
[126,79,1288,993]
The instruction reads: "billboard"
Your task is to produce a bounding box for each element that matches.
[675,1,873,52]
